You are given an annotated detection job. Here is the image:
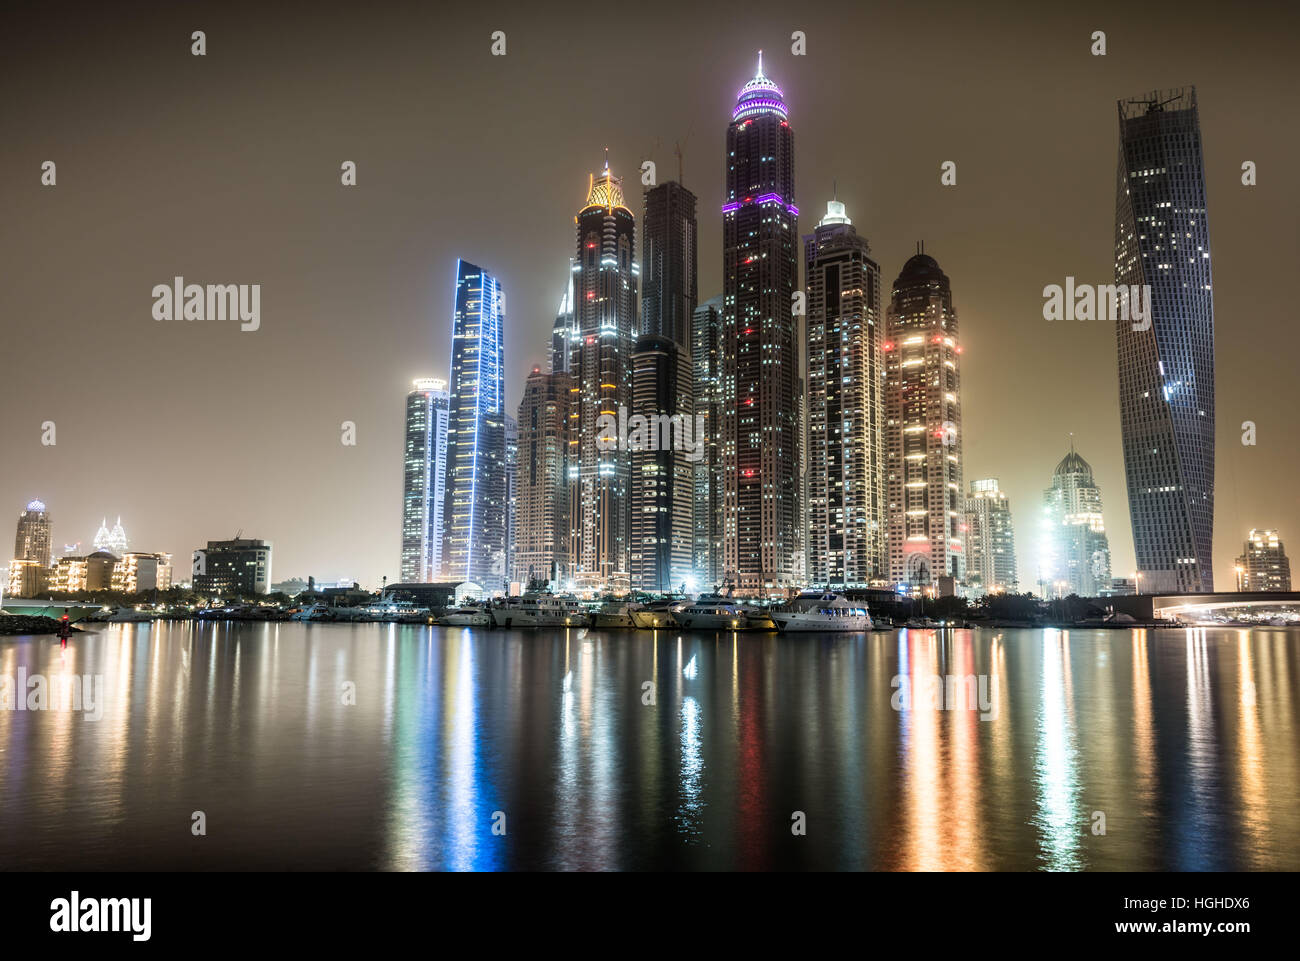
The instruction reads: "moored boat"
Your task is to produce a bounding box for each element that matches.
[771,592,871,633]
[490,593,589,628]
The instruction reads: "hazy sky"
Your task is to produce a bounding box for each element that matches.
[3,0,1297,591]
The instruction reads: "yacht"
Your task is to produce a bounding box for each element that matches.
[591,600,639,629]
[490,593,589,629]
[675,600,749,631]
[291,603,333,622]
[105,607,154,623]
[629,598,680,629]
[771,592,871,633]
[437,604,491,627]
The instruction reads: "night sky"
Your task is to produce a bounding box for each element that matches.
[3,0,1296,591]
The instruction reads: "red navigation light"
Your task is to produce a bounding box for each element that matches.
[883,342,894,351]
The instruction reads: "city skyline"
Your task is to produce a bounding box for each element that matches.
[4,2,1297,592]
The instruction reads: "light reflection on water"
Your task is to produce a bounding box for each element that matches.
[0,622,1297,871]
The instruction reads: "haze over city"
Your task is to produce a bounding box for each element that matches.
[3,0,1297,591]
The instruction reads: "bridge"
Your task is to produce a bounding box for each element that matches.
[1104,591,1300,621]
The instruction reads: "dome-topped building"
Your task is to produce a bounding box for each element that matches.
[733,51,788,121]
[1041,444,1111,597]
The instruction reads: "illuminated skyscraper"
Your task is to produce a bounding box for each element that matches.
[631,181,697,593]
[505,413,518,584]
[1114,88,1216,592]
[722,54,800,597]
[442,259,508,590]
[1235,529,1291,592]
[400,377,449,582]
[964,478,1018,595]
[551,260,576,374]
[92,516,128,557]
[692,295,724,588]
[885,249,964,590]
[13,499,52,567]
[514,368,574,589]
[568,157,637,595]
[804,199,884,589]
[1040,448,1111,598]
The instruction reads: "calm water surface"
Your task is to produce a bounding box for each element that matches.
[1,622,1297,870]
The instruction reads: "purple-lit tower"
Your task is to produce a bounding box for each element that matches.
[721,53,800,597]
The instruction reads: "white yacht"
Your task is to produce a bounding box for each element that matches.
[771,592,872,633]
[291,603,332,622]
[105,607,154,623]
[591,601,639,629]
[629,598,680,629]
[490,593,589,629]
[438,604,491,627]
[675,600,749,631]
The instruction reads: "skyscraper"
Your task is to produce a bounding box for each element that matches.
[1235,529,1291,592]
[804,199,884,589]
[92,517,128,557]
[13,499,52,567]
[1040,448,1111,598]
[505,413,518,585]
[568,157,638,595]
[964,478,1018,595]
[514,368,574,589]
[692,295,724,589]
[885,249,964,590]
[400,377,449,582]
[1114,88,1216,593]
[551,259,576,374]
[722,54,800,597]
[442,259,508,590]
[631,181,698,593]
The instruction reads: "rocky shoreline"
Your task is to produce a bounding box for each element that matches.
[0,615,84,636]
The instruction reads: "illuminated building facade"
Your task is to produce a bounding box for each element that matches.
[193,538,273,596]
[804,199,884,589]
[1235,529,1291,592]
[514,368,573,588]
[92,517,128,557]
[722,55,800,596]
[442,259,509,590]
[1041,448,1111,598]
[111,552,174,592]
[13,499,52,567]
[568,158,637,595]
[885,250,964,590]
[691,295,724,589]
[400,377,449,582]
[631,180,697,593]
[964,478,1018,595]
[1114,88,1216,592]
[551,260,576,374]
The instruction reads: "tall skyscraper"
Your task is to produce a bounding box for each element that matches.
[1040,448,1111,598]
[514,368,574,589]
[631,181,698,593]
[568,157,637,595]
[400,377,449,582]
[722,54,800,597]
[804,199,884,589]
[442,259,508,590]
[551,259,576,374]
[13,499,52,567]
[1235,529,1291,592]
[964,478,1018,595]
[692,295,724,589]
[885,249,964,590]
[505,413,518,585]
[1114,88,1216,593]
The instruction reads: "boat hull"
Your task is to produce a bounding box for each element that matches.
[772,612,872,633]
